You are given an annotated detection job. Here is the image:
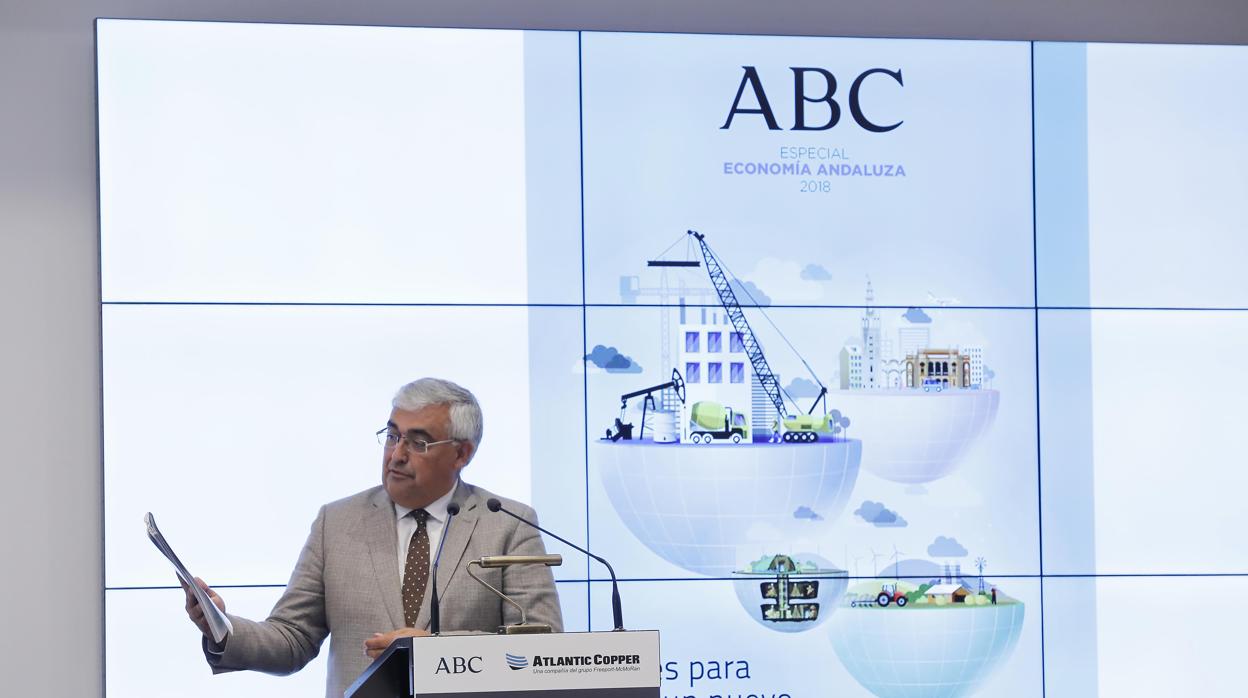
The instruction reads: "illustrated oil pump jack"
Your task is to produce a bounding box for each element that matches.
[605,368,687,441]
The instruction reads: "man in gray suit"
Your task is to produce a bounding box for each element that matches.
[181,378,563,697]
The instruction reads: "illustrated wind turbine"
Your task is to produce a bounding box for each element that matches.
[890,544,906,581]
[869,548,883,578]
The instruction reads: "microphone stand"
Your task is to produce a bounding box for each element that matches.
[429,501,460,636]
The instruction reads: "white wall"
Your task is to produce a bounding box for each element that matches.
[2,1,1246,695]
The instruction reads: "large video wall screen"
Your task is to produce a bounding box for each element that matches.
[98,20,1248,697]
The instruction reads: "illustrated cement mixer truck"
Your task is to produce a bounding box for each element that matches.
[687,401,750,444]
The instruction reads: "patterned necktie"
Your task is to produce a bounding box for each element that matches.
[402,509,430,628]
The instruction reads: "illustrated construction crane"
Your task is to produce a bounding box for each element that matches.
[621,260,717,412]
[687,230,834,442]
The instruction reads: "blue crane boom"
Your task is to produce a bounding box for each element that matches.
[688,230,791,419]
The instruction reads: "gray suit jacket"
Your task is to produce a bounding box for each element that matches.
[205,481,563,697]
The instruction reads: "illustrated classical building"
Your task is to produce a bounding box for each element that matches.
[905,349,972,389]
[880,358,906,388]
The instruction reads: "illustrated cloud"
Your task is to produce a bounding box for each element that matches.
[854,500,909,528]
[741,258,821,302]
[801,263,833,281]
[585,345,643,373]
[927,535,968,557]
[729,279,772,306]
[902,307,932,324]
[785,377,823,398]
[793,506,824,521]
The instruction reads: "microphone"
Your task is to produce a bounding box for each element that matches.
[486,497,625,631]
[429,501,460,636]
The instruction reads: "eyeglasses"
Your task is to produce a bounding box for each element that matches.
[376,428,458,454]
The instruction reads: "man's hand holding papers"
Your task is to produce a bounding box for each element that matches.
[144,512,233,645]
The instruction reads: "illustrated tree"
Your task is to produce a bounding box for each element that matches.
[838,414,852,441]
[829,409,844,441]
[907,582,933,603]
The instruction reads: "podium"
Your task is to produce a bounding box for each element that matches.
[347,631,660,698]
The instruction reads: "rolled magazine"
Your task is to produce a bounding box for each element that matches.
[144,512,233,644]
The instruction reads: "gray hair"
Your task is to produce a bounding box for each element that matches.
[392,377,484,450]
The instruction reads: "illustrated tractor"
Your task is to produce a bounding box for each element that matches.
[876,583,908,607]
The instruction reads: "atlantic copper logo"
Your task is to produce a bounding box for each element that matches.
[505,653,529,671]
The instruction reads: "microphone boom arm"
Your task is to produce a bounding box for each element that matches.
[466,558,556,634]
[487,498,626,631]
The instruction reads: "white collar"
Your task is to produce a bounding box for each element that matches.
[394,482,457,524]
